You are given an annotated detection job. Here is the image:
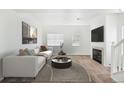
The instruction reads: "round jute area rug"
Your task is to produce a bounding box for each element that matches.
[34,62,91,83]
[50,62,91,83]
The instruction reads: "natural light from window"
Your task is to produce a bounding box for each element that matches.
[47,34,64,46]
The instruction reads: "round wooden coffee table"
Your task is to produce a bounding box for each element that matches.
[51,57,72,69]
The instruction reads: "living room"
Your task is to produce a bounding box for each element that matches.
[2,0,124,92]
[1,9,124,83]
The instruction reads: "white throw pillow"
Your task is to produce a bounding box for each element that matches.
[34,48,40,55]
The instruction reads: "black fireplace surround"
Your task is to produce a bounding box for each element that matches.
[93,48,102,64]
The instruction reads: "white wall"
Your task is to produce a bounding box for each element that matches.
[33,12,92,55]
[105,14,118,66]
[117,13,124,41]
[42,25,91,55]
[0,11,92,59]
[0,10,20,80]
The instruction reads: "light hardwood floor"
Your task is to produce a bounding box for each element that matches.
[69,55,114,83]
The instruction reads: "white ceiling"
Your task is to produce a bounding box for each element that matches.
[14,9,121,13]
[14,9,121,25]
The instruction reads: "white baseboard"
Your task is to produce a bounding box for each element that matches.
[67,53,90,55]
[53,53,90,56]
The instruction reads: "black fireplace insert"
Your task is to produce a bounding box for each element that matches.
[93,48,102,64]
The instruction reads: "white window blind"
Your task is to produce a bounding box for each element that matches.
[47,34,64,46]
[72,31,81,46]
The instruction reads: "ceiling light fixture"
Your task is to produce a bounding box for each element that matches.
[76,18,80,20]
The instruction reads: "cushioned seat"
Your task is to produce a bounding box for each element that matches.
[3,56,46,78]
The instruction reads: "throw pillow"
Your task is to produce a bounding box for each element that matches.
[18,49,29,56]
[27,49,34,55]
[34,48,40,55]
[40,45,48,52]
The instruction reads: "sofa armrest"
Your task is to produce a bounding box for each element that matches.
[39,50,53,59]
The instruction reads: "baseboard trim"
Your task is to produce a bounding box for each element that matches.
[53,53,91,56]
[67,54,90,56]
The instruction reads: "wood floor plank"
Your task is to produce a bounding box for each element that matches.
[69,55,114,83]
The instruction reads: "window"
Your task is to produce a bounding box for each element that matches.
[47,34,64,46]
[72,31,81,46]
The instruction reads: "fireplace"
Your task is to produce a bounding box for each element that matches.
[93,48,102,64]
